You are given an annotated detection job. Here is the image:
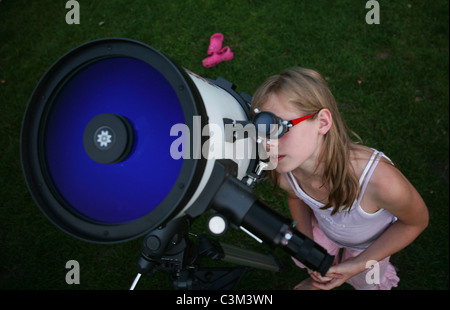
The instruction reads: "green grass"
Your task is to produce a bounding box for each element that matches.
[0,0,448,290]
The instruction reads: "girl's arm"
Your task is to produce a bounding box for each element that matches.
[278,174,314,239]
[313,161,429,289]
[288,195,314,239]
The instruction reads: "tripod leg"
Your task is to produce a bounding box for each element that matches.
[130,273,142,290]
[173,267,250,290]
[197,235,281,272]
[220,242,282,272]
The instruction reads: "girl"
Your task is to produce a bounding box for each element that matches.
[251,67,429,290]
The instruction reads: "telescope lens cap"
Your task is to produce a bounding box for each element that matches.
[83,113,134,164]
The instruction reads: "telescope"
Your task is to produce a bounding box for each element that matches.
[21,38,333,289]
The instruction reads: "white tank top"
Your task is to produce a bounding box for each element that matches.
[285,150,397,250]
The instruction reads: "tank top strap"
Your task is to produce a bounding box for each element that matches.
[284,172,323,208]
[356,150,385,206]
[358,150,378,184]
[285,149,393,209]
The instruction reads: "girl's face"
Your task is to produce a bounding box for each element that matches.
[261,93,324,174]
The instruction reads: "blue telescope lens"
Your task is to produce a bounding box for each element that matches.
[44,57,184,224]
[22,38,208,242]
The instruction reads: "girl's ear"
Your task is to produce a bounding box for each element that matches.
[317,109,332,135]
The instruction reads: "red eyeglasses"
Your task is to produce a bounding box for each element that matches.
[252,110,316,139]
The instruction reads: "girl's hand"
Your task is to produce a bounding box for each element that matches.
[311,257,364,290]
[293,268,344,290]
[310,270,342,284]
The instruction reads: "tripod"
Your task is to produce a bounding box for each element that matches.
[129,160,334,289]
[129,216,282,290]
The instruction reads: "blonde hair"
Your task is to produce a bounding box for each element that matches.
[251,67,361,215]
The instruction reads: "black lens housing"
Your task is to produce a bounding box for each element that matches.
[252,111,288,139]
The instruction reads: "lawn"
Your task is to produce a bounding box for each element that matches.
[0,0,448,291]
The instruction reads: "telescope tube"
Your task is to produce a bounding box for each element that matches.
[211,172,334,276]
